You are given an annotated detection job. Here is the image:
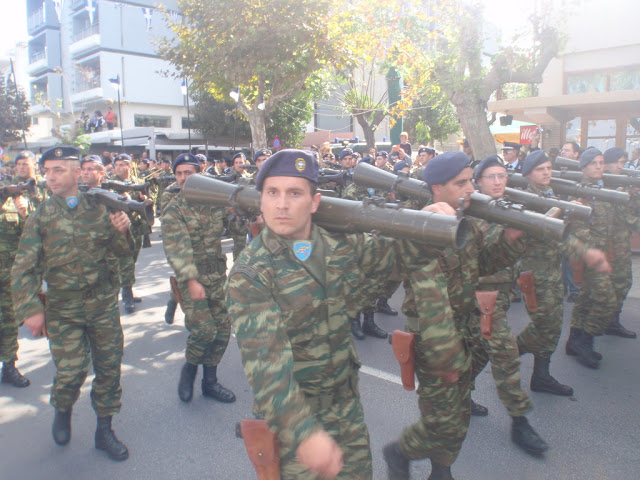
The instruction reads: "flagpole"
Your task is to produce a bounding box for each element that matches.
[9,58,28,150]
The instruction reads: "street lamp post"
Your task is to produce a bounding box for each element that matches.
[181,78,191,151]
[108,74,125,153]
[230,87,239,154]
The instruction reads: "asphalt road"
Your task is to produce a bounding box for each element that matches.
[2,230,639,480]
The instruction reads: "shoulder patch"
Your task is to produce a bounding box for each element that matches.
[230,264,259,279]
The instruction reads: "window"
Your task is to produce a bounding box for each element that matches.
[611,69,640,91]
[586,119,616,152]
[134,114,171,128]
[566,73,606,95]
[565,117,581,143]
[181,117,194,129]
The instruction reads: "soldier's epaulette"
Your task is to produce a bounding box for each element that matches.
[229,264,258,279]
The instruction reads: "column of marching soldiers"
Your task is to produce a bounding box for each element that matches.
[0,139,638,479]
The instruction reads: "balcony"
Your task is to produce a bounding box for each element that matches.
[72,77,103,105]
[69,24,101,56]
[27,7,45,35]
[26,50,48,75]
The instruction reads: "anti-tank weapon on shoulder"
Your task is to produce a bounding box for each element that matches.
[0,178,36,200]
[79,185,155,225]
[353,162,568,241]
[181,173,468,249]
[552,169,640,189]
[555,156,640,178]
[101,179,150,196]
[317,169,349,188]
[502,187,592,222]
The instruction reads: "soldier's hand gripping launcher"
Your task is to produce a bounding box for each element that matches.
[0,178,36,201]
[79,186,155,225]
[182,174,469,249]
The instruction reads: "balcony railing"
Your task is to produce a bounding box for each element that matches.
[75,77,101,93]
[73,24,100,43]
[28,8,45,34]
[29,50,46,64]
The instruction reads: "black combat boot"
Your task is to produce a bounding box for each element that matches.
[121,287,135,314]
[95,416,129,461]
[350,315,365,340]
[142,234,152,248]
[530,356,573,396]
[362,311,388,339]
[511,416,548,456]
[429,462,454,480]
[376,297,398,316]
[164,299,177,325]
[566,328,601,361]
[52,408,72,445]
[1,361,30,387]
[605,312,637,339]
[382,442,410,480]
[202,365,236,403]
[178,363,197,402]
[566,329,600,369]
[471,399,488,416]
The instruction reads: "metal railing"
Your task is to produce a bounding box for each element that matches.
[75,76,101,93]
[29,50,46,64]
[28,8,45,33]
[73,23,100,43]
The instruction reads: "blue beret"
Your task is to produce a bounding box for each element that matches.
[255,149,319,191]
[377,151,388,158]
[172,153,200,173]
[359,156,374,165]
[15,150,35,162]
[232,152,246,162]
[393,160,409,174]
[502,141,522,151]
[195,154,207,163]
[161,157,171,164]
[603,147,626,164]
[81,155,103,167]
[473,154,505,181]
[254,149,271,163]
[40,146,80,165]
[339,148,353,160]
[114,153,132,163]
[579,148,603,168]
[418,147,435,156]
[522,150,550,177]
[423,151,470,185]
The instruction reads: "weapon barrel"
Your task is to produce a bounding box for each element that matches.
[0,178,36,200]
[508,173,629,204]
[552,169,640,188]
[81,187,155,225]
[183,174,468,249]
[555,156,640,177]
[154,175,177,185]
[353,161,432,202]
[317,170,348,188]
[101,180,150,195]
[238,164,258,173]
[503,187,592,222]
[469,192,568,242]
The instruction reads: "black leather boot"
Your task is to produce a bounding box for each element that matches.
[202,365,236,403]
[530,356,573,396]
[95,416,129,461]
[566,328,601,361]
[376,297,398,316]
[1,361,30,387]
[605,313,637,339]
[471,399,488,416]
[142,233,152,248]
[164,299,177,325]
[52,408,72,445]
[382,442,410,480]
[178,362,197,402]
[566,329,600,369]
[429,462,454,480]
[350,315,365,340]
[121,287,135,314]
[362,311,388,339]
[511,416,548,456]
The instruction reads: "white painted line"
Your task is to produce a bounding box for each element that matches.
[360,365,403,386]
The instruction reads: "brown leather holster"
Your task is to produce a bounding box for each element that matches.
[517,270,538,312]
[170,276,186,313]
[239,419,280,480]
[391,330,416,391]
[570,259,584,286]
[475,291,498,340]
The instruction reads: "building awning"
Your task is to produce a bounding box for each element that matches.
[490,119,535,144]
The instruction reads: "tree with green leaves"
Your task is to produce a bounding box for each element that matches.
[0,76,30,148]
[160,0,345,148]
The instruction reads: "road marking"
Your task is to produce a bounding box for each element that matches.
[360,365,403,386]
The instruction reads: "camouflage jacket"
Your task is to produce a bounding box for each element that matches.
[162,192,227,285]
[0,175,46,256]
[11,193,134,320]
[611,189,640,258]
[519,184,588,277]
[108,173,155,234]
[225,224,400,449]
[474,219,518,289]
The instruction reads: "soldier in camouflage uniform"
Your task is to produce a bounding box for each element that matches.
[227,150,405,479]
[153,158,174,216]
[227,153,251,260]
[566,149,619,369]
[109,153,155,313]
[410,147,435,180]
[11,146,132,461]
[602,147,638,339]
[517,151,610,377]
[162,154,236,404]
[0,150,44,388]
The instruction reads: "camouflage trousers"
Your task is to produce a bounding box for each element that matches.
[280,372,372,479]
[382,279,401,300]
[228,218,248,261]
[45,292,123,417]
[398,334,471,466]
[472,290,532,417]
[118,231,142,288]
[180,276,230,366]
[610,252,632,314]
[517,271,564,358]
[0,254,19,362]
[570,265,617,336]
